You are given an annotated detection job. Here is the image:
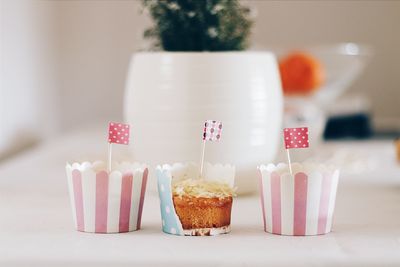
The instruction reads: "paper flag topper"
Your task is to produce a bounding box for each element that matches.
[203,120,222,141]
[108,122,130,145]
[284,127,309,149]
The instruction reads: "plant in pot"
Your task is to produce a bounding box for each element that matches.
[124,0,283,194]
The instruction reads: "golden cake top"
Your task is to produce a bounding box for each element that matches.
[172,178,235,198]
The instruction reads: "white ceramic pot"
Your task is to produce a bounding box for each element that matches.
[124,52,282,194]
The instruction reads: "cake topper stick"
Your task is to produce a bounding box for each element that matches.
[107,122,130,172]
[108,143,113,172]
[200,140,206,175]
[283,127,309,176]
[286,149,293,175]
[200,120,223,177]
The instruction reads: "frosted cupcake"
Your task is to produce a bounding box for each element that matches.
[157,162,235,236]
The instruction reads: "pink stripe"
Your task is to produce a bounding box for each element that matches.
[270,172,281,234]
[119,173,133,232]
[294,173,308,236]
[258,170,267,231]
[95,171,108,233]
[136,169,148,230]
[72,170,84,232]
[317,174,333,234]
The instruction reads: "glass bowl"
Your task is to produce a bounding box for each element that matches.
[269,43,373,143]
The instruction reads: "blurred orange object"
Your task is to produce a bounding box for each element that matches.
[279,51,325,95]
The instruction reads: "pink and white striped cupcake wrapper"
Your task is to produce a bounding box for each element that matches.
[66,161,148,233]
[258,163,340,236]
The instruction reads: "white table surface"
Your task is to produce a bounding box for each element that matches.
[1,127,400,267]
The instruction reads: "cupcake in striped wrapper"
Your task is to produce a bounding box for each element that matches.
[258,162,339,236]
[66,161,148,233]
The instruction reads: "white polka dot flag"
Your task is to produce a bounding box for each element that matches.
[203,120,222,141]
[284,127,309,149]
[108,122,130,145]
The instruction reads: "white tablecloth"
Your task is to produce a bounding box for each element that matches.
[1,127,400,266]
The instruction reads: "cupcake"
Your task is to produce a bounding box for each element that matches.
[66,161,148,233]
[258,162,339,236]
[156,162,235,236]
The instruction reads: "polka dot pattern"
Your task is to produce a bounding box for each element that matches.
[156,169,183,235]
[203,120,222,141]
[108,122,130,145]
[284,127,309,149]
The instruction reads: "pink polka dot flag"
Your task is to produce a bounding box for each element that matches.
[203,120,222,141]
[284,127,309,149]
[108,122,130,145]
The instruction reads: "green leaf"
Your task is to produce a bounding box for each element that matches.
[142,0,253,51]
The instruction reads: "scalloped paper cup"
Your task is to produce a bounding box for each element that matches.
[156,162,235,236]
[66,161,148,233]
[258,162,339,236]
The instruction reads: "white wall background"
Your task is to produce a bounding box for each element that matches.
[55,1,146,131]
[0,0,399,156]
[0,0,58,156]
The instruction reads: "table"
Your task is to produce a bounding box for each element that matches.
[1,127,400,266]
